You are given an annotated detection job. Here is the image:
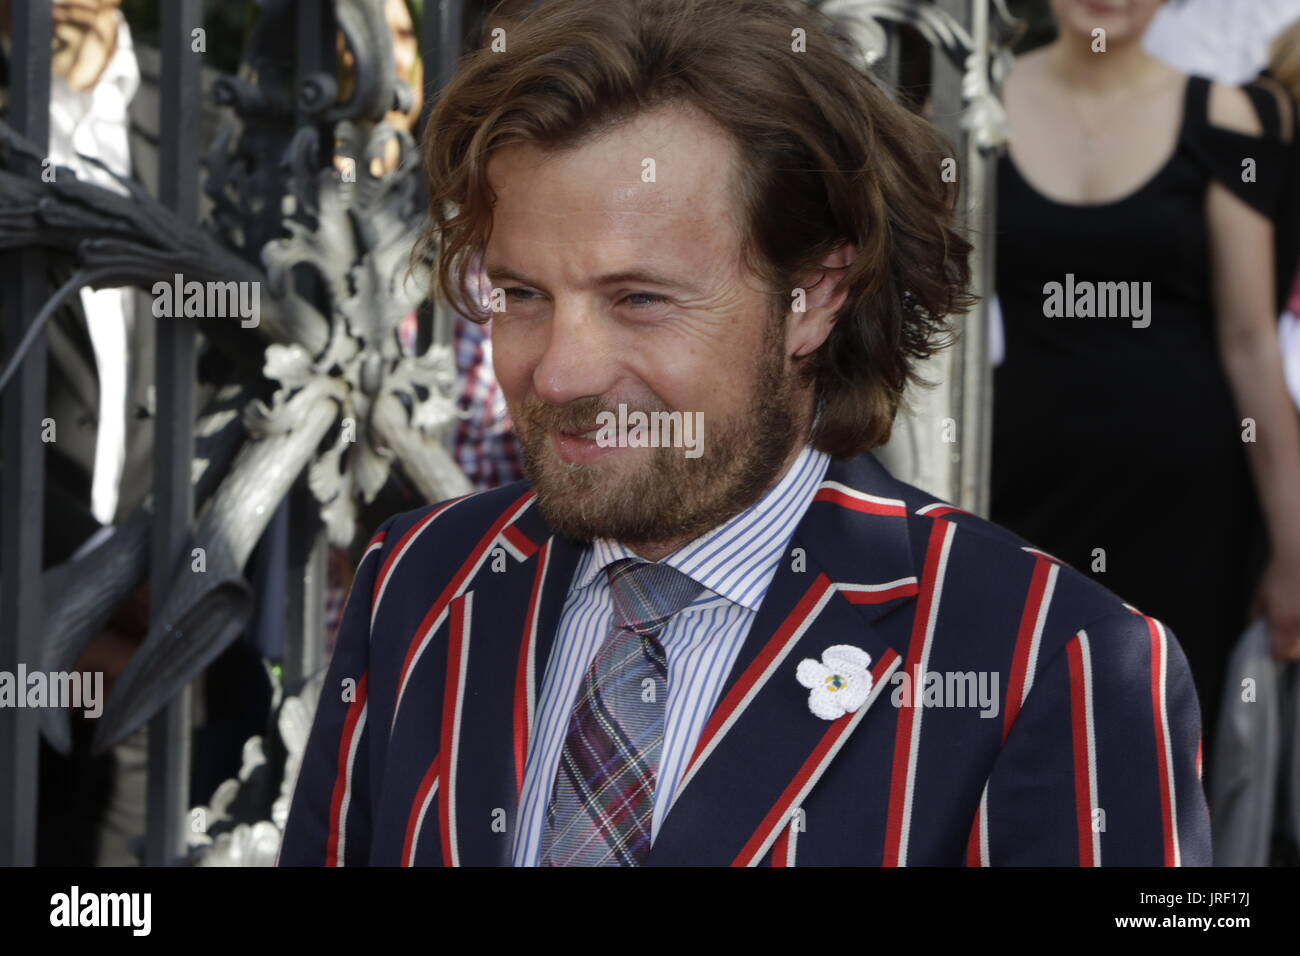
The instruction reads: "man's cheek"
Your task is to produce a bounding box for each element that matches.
[491,356,532,406]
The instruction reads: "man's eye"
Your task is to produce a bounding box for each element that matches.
[623,293,667,307]
[499,288,665,308]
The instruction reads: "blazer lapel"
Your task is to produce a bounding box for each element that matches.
[441,498,582,866]
[645,452,921,865]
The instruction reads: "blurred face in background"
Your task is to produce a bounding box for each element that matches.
[1049,0,1168,45]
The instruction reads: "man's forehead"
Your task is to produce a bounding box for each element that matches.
[485,103,739,224]
[482,117,743,285]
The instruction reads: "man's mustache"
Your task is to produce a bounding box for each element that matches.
[516,398,671,432]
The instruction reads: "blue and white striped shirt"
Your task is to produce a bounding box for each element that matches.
[511,443,832,865]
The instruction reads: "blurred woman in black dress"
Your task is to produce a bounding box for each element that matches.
[992,0,1300,779]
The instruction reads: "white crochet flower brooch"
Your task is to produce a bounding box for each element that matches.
[796,645,874,720]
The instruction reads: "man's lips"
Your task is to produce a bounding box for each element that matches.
[1077,0,1125,13]
[556,423,602,439]
[548,424,626,464]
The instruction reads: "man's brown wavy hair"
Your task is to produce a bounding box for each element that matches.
[417,0,977,456]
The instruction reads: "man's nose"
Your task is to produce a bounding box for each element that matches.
[530,302,618,406]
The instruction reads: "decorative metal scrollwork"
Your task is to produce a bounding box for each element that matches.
[0,0,470,767]
[818,0,1019,152]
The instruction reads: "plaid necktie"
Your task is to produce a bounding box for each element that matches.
[540,557,703,866]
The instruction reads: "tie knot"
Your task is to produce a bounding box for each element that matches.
[605,557,703,636]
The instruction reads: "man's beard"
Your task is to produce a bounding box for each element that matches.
[509,318,803,550]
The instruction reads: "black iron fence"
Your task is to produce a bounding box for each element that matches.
[0,0,484,867]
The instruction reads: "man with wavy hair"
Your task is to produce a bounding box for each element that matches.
[281,0,1211,866]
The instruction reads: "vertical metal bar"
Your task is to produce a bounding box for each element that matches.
[0,0,52,868]
[957,0,996,517]
[146,0,203,866]
[296,0,325,100]
[928,2,967,507]
[296,0,334,132]
[249,498,288,668]
[420,0,465,353]
[930,0,995,516]
[284,481,326,690]
[919,0,993,513]
[420,0,465,105]
[281,0,334,691]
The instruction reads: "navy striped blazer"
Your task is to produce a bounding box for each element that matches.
[279,450,1212,866]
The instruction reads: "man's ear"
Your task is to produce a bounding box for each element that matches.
[788,241,857,360]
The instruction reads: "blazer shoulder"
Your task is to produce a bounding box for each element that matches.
[887,474,1145,632]
[384,478,532,537]
[885,474,1028,552]
[369,479,538,587]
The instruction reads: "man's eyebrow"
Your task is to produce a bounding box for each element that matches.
[483,263,700,295]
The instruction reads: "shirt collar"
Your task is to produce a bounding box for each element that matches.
[569,444,831,612]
